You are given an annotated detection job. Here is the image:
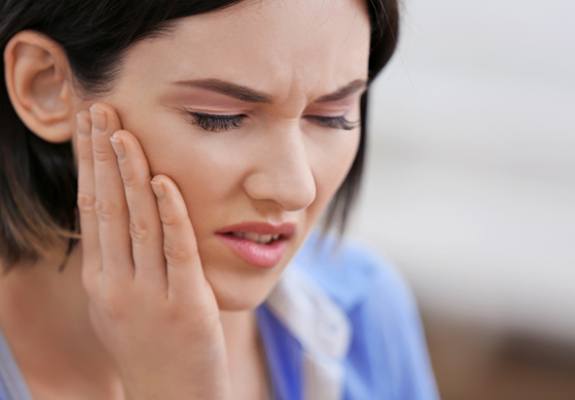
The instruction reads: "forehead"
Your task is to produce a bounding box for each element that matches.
[122,0,371,102]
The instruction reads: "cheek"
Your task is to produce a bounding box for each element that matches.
[113,99,238,195]
[147,138,242,210]
[111,102,240,226]
[115,91,359,225]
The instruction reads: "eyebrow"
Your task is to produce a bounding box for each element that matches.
[171,78,368,104]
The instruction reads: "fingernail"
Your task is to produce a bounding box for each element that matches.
[76,112,90,136]
[90,106,106,133]
[151,178,165,198]
[110,132,125,159]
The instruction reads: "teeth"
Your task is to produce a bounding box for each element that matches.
[231,232,281,244]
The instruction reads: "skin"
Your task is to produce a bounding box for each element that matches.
[0,0,371,398]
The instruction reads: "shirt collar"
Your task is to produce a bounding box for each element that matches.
[264,262,351,399]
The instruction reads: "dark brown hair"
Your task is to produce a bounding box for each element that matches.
[0,0,399,274]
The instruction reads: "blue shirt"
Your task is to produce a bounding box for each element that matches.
[256,230,439,400]
[0,230,439,400]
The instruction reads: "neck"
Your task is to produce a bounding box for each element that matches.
[0,243,261,393]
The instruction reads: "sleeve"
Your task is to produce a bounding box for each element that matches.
[349,248,440,400]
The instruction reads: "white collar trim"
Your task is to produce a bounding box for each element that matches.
[265,263,351,399]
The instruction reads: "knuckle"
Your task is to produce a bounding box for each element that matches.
[93,145,114,162]
[162,303,208,334]
[129,220,149,243]
[159,211,179,227]
[94,198,121,221]
[120,166,138,187]
[78,147,93,162]
[77,193,96,213]
[163,304,185,324]
[163,242,191,264]
[101,302,126,322]
[98,288,128,321]
[95,103,117,117]
[167,305,220,341]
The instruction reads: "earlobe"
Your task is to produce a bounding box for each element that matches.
[4,30,77,144]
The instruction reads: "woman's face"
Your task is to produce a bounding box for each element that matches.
[90,0,371,310]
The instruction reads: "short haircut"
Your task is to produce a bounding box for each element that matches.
[0,0,399,273]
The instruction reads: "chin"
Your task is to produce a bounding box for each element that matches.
[204,264,281,312]
[215,293,264,312]
[213,285,273,311]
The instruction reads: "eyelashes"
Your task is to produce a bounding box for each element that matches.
[188,112,246,132]
[185,112,360,133]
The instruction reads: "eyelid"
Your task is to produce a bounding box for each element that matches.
[188,112,358,124]
[182,109,359,133]
[307,115,360,130]
[184,110,355,121]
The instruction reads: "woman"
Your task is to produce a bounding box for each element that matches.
[0,0,439,399]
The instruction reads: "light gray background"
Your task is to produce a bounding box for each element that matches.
[348,0,575,344]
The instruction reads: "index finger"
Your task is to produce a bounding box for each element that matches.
[151,175,207,303]
[75,110,100,282]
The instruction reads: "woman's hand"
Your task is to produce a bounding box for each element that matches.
[75,103,231,400]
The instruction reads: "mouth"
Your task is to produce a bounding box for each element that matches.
[216,232,291,268]
[219,231,288,245]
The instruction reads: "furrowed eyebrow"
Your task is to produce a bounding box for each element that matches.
[314,79,367,103]
[171,78,368,104]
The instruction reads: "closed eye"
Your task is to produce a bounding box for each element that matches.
[306,115,360,131]
[185,112,360,133]
[186,112,246,132]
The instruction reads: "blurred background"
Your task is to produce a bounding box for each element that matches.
[347,0,575,398]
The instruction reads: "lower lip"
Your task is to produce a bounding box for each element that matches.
[216,234,289,268]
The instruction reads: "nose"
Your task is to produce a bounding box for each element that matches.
[243,125,316,212]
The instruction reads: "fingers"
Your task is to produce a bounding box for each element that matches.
[78,102,201,301]
[90,104,133,282]
[110,130,166,291]
[75,110,100,286]
[151,176,206,302]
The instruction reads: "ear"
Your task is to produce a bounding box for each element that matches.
[3,30,79,143]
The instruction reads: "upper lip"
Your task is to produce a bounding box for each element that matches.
[216,222,296,239]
